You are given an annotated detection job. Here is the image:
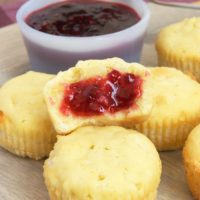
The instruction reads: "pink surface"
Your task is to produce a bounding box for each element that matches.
[0,7,12,27]
[155,0,199,2]
[0,0,26,27]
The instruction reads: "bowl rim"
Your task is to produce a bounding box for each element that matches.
[16,0,151,42]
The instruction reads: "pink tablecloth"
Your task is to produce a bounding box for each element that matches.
[0,0,26,27]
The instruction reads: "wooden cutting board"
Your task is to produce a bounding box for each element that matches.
[0,2,199,200]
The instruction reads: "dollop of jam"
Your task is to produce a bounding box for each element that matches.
[26,0,140,37]
[60,70,143,116]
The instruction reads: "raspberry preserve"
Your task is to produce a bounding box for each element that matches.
[26,0,140,37]
[60,70,143,116]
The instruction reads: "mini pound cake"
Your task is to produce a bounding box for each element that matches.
[0,71,57,159]
[44,126,162,200]
[156,17,200,81]
[183,124,200,199]
[133,67,200,151]
[44,58,152,134]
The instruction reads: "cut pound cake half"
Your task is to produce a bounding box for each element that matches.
[133,67,200,151]
[44,126,162,200]
[44,58,152,134]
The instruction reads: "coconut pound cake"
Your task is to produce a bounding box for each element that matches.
[0,71,57,159]
[156,17,200,81]
[44,58,153,134]
[183,124,200,199]
[133,67,200,151]
[44,126,161,200]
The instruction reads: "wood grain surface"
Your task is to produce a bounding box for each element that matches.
[0,2,200,200]
[0,25,29,84]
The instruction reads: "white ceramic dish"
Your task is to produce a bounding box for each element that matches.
[17,0,150,73]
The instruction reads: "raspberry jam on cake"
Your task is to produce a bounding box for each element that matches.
[60,70,143,116]
[26,0,140,37]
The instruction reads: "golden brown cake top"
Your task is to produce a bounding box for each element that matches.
[156,17,200,57]
[183,124,200,165]
[44,126,161,200]
[147,67,200,122]
[0,71,55,132]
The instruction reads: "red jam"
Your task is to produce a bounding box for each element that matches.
[26,0,140,37]
[60,70,143,116]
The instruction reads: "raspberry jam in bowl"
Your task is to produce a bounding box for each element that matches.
[16,0,150,73]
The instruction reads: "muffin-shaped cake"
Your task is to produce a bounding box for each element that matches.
[44,126,161,200]
[0,71,57,159]
[156,17,200,81]
[133,67,200,151]
[183,124,200,199]
[44,58,152,134]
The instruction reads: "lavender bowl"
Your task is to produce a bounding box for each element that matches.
[16,0,150,73]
